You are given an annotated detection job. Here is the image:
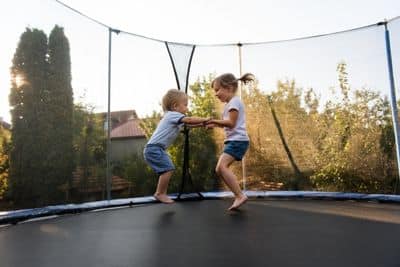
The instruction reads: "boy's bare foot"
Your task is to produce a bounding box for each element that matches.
[228,195,248,211]
[154,194,174,204]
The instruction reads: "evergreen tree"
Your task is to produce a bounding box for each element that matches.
[9,28,48,206]
[46,25,74,203]
[8,26,74,206]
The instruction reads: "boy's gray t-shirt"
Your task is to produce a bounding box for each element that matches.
[147,111,185,149]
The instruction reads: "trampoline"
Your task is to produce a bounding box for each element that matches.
[1,194,400,267]
[2,2,400,267]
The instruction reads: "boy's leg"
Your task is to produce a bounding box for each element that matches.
[216,153,248,210]
[154,170,174,204]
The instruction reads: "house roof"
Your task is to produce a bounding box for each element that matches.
[111,118,145,139]
[99,110,138,122]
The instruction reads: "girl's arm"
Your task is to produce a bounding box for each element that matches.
[207,109,238,128]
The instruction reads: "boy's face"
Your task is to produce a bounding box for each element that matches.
[174,96,188,114]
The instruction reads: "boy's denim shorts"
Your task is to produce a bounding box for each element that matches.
[143,144,175,175]
[223,141,249,161]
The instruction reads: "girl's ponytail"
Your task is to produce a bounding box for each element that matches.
[212,72,256,92]
[238,73,255,85]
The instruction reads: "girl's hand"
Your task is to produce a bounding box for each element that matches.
[205,123,217,129]
[205,119,215,125]
[205,119,217,128]
[202,118,212,127]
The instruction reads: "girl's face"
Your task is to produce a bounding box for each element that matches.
[213,83,234,103]
[174,96,188,114]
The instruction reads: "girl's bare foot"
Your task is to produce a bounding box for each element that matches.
[228,195,248,211]
[154,194,174,204]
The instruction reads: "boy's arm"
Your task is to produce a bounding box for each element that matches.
[181,116,210,125]
[187,123,206,128]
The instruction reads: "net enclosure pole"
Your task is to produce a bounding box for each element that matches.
[238,43,247,191]
[165,43,202,199]
[106,28,119,200]
[106,28,121,200]
[381,21,400,192]
[106,27,112,200]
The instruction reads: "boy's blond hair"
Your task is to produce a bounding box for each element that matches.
[162,89,187,111]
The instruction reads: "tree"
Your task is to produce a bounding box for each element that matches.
[310,62,397,193]
[8,26,74,207]
[184,76,219,191]
[9,28,48,206]
[0,125,10,199]
[117,153,155,197]
[44,25,74,203]
[72,102,106,200]
[243,79,313,189]
[267,94,303,189]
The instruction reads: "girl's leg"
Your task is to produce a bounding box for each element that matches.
[154,170,174,204]
[215,153,248,210]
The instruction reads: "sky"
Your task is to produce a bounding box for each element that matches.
[1,0,400,123]
[57,0,400,44]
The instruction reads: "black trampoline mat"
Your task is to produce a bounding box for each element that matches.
[1,199,399,267]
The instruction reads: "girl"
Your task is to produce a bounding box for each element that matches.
[206,73,254,210]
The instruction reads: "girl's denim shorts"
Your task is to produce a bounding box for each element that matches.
[223,141,249,161]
